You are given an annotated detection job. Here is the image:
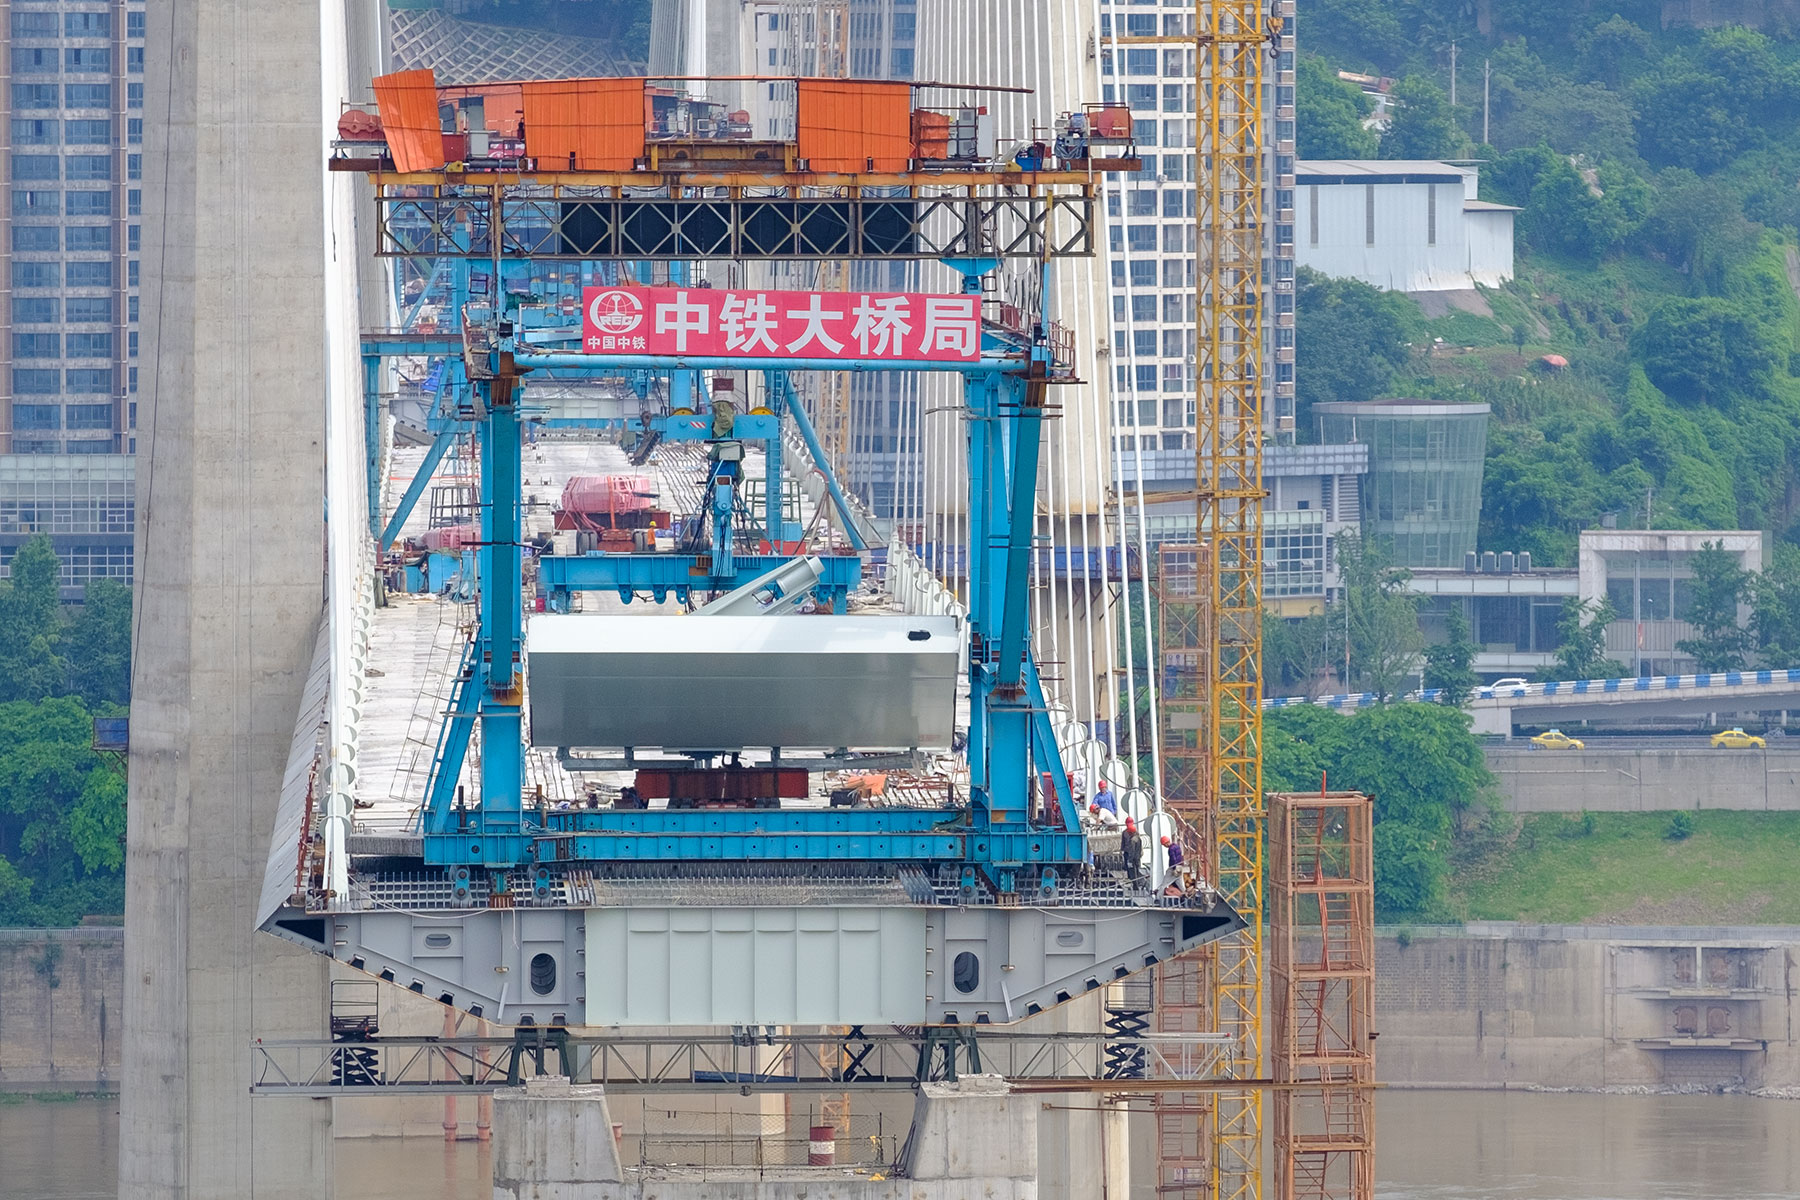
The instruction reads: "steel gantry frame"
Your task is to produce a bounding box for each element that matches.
[1123,2,1276,1197]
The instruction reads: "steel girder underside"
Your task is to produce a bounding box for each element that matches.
[262,870,1241,1028]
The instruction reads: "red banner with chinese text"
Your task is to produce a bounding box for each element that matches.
[580,286,982,362]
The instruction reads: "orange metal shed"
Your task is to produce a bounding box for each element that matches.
[796,80,913,172]
[371,68,448,173]
[521,78,646,171]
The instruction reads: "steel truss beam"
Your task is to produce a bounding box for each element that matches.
[373,190,1097,261]
[249,1026,1233,1098]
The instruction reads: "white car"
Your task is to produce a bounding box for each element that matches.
[1488,677,1530,691]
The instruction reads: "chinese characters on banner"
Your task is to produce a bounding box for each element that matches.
[581,287,982,362]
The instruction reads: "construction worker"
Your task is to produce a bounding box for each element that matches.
[1120,817,1145,888]
[1088,801,1120,829]
[1161,834,1185,872]
[1094,779,1117,816]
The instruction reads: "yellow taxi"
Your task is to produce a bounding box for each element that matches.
[1711,728,1767,749]
[1529,729,1585,750]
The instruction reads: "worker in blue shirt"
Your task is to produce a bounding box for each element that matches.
[1161,834,1185,873]
[1094,779,1117,816]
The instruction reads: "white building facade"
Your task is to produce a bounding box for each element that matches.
[1296,160,1515,292]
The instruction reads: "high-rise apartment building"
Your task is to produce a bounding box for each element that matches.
[0,0,145,594]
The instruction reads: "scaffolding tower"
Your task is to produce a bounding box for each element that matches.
[1270,791,1376,1200]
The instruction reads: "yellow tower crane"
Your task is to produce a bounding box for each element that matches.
[1121,4,1275,1199]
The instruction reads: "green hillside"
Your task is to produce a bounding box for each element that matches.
[1300,2,1800,565]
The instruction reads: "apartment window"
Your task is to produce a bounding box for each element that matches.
[1162,258,1192,287]
[1111,260,1127,288]
[1163,189,1185,217]
[127,296,138,323]
[1129,260,1156,287]
[67,190,110,216]
[1125,13,1157,36]
[67,332,113,359]
[1162,225,1185,252]
[128,260,139,287]
[12,261,59,288]
[12,12,58,37]
[11,48,57,75]
[127,47,144,73]
[65,84,111,109]
[1132,118,1157,146]
[63,225,110,253]
[12,119,59,146]
[14,371,62,397]
[15,299,59,324]
[1133,330,1157,356]
[68,260,113,286]
[1126,83,1157,109]
[1162,119,1189,148]
[128,118,143,144]
[1163,363,1189,392]
[11,155,59,182]
[1165,49,1190,77]
[66,12,112,36]
[1127,189,1156,216]
[1163,293,1189,322]
[128,83,143,109]
[1134,365,1157,391]
[65,404,114,431]
[14,333,61,359]
[1127,225,1157,252]
[1131,294,1157,322]
[1163,83,1185,112]
[12,403,61,428]
[1109,224,1124,253]
[128,331,138,358]
[67,155,111,181]
[891,49,913,76]
[65,119,112,146]
[66,48,111,73]
[127,11,145,38]
[13,226,58,252]
[1163,328,1192,357]
[1365,184,1376,246]
[13,189,58,216]
[1126,49,1157,75]
[128,225,139,252]
[128,367,138,394]
[66,368,113,393]
[1427,184,1437,246]
[12,84,57,109]
[127,154,142,180]
[67,297,112,322]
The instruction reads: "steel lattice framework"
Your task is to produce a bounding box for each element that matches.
[1131,2,1274,1197]
[1270,792,1376,1200]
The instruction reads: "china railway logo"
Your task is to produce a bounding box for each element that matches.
[587,290,645,335]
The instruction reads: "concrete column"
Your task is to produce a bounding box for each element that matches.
[900,1074,1038,1198]
[491,1078,627,1200]
[120,0,376,1195]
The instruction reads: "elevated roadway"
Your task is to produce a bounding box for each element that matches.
[1268,668,1800,734]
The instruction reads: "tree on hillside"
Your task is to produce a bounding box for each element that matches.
[1545,596,1628,682]
[1634,298,1783,408]
[67,578,131,707]
[1636,169,1756,285]
[1338,532,1422,700]
[0,695,126,925]
[1265,609,1342,698]
[1751,545,1800,668]
[1263,704,1350,794]
[1577,15,1654,91]
[1297,55,1378,159]
[0,536,66,703]
[1380,76,1469,161]
[1293,270,1416,431]
[1421,603,1479,706]
[1676,540,1752,671]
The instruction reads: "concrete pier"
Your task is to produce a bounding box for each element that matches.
[119,0,381,1195]
[490,1074,1038,1200]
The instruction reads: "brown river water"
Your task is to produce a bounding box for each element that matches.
[4,1090,1797,1199]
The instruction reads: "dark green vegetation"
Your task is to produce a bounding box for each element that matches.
[0,536,131,926]
[1264,702,1493,918]
[1300,5,1800,571]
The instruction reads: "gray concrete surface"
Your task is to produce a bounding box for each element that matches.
[119,0,382,1195]
[1488,746,1800,811]
[1374,925,1800,1090]
[0,929,123,1087]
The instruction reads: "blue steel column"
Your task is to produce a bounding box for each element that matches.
[762,370,786,547]
[364,353,384,537]
[476,365,525,859]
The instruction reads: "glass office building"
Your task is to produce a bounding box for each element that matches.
[1314,399,1489,568]
[1,0,145,590]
